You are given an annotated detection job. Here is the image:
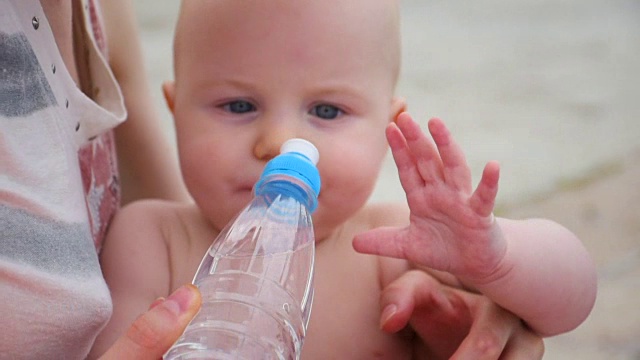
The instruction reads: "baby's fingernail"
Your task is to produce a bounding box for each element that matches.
[380,304,397,328]
[163,284,197,316]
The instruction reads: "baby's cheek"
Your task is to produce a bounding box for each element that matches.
[317,183,370,222]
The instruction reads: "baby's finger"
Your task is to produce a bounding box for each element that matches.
[353,226,443,269]
[427,118,472,192]
[352,226,409,260]
[395,112,444,184]
[470,161,500,218]
[386,122,425,193]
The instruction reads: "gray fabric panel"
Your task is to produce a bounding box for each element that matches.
[0,204,102,277]
[0,31,58,117]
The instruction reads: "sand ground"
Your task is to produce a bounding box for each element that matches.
[133,1,640,358]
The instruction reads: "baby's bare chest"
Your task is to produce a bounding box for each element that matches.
[300,245,412,359]
[170,217,414,358]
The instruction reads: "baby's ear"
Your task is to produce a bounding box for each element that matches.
[162,81,176,114]
[390,96,407,123]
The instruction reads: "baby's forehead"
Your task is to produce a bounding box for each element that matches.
[175,0,399,33]
[174,1,400,57]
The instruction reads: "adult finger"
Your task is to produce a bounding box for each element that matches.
[378,270,452,333]
[99,284,201,360]
[450,297,517,360]
[500,325,545,360]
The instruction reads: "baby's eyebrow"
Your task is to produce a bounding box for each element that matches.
[195,77,257,92]
[310,85,371,107]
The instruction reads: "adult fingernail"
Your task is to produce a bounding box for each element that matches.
[149,297,166,310]
[163,284,197,316]
[380,304,397,328]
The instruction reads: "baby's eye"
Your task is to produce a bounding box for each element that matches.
[310,104,342,120]
[221,100,256,114]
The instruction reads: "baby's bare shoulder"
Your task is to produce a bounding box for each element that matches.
[115,199,206,234]
[114,198,188,222]
[107,199,209,260]
[108,199,215,289]
[361,202,410,228]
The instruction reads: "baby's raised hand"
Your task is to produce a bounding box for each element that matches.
[354,112,507,283]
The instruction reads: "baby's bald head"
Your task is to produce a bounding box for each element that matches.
[172,0,402,89]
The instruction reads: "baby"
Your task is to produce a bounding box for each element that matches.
[90,1,596,358]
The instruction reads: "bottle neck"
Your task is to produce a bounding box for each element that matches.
[254,174,318,213]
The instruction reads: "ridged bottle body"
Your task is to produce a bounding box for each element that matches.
[164,175,316,360]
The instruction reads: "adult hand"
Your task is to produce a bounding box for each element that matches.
[379,270,544,360]
[99,284,201,360]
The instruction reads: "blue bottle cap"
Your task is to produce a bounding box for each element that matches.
[255,139,321,208]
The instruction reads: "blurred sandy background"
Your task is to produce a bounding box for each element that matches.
[133,1,640,358]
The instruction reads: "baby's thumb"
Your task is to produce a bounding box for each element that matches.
[353,226,407,259]
[99,284,201,360]
[379,270,447,333]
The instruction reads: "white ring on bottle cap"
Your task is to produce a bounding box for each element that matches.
[280,139,320,165]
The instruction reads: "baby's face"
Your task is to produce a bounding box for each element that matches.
[169,0,403,239]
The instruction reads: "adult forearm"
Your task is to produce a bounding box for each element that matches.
[102,0,190,204]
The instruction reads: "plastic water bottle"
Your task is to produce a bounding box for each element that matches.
[165,139,321,360]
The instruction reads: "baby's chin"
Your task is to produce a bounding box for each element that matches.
[198,197,249,231]
[234,188,254,206]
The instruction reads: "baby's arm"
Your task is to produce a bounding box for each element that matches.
[89,201,174,358]
[353,112,597,336]
[474,216,595,336]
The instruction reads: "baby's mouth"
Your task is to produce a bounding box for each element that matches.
[236,182,257,194]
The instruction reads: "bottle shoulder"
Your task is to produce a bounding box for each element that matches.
[255,174,318,212]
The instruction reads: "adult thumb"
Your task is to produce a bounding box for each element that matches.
[99,284,202,360]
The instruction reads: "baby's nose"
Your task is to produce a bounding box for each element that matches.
[253,120,298,161]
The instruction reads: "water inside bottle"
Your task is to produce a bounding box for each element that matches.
[166,244,314,360]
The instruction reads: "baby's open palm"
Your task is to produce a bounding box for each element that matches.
[354,113,507,282]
